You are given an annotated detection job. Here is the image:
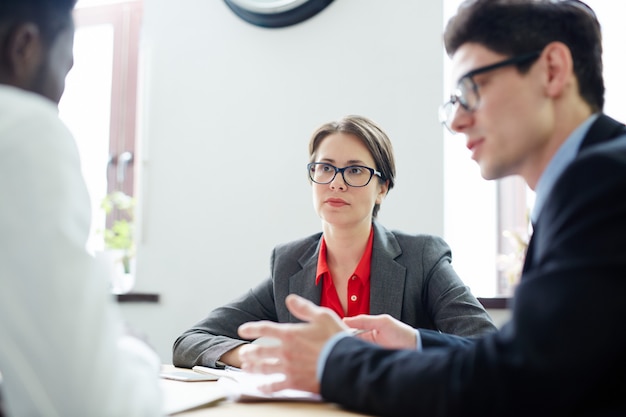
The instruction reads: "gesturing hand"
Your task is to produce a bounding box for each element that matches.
[343,313,417,350]
[238,294,349,394]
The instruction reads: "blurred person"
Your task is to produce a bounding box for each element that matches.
[0,0,162,415]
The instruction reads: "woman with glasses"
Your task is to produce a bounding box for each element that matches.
[172,115,496,369]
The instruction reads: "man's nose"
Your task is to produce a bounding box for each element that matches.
[449,105,473,134]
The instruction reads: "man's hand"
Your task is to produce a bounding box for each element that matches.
[343,314,418,350]
[238,294,348,394]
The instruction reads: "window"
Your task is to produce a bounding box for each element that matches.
[59,0,142,253]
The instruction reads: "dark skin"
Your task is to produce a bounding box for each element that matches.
[0,19,74,103]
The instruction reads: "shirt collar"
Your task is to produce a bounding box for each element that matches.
[315,237,329,286]
[352,227,374,285]
[315,226,374,286]
[531,113,599,224]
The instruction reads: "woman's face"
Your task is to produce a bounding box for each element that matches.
[311,132,388,229]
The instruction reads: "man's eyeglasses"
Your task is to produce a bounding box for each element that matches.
[307,162,383,187]
[439,50,542,133]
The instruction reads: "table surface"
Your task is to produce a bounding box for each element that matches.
[160,365,366,416]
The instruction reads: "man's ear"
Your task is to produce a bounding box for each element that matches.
[3,23,42,85]
[542,41,574,98]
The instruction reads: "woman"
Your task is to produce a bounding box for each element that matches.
[173,115,495,368]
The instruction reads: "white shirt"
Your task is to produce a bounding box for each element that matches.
[0,85,163,416]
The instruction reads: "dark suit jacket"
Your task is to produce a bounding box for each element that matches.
[173,221,496,368]
[321,115,626,417]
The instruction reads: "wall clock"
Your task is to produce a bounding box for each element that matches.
[224,0,334,28]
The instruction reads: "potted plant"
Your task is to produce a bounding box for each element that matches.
[98,191,136,293]
[497,212,531,295]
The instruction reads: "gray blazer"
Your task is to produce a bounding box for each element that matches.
[172,221,496,368]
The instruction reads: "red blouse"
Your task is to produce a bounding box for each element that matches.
[315,227,373,318]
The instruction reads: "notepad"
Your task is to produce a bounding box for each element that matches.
[160,376,226,415]
[192,365,322,402]
[160,370,219,382]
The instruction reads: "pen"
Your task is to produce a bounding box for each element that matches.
[348,328,372,337]
[215,361,243,372]
[224,365,242,373]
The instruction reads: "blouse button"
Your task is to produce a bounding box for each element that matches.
[350,295,358,302]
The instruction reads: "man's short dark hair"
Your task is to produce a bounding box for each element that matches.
[443,0,604,112]
[0,0,77,45]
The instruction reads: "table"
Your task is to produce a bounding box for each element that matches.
[160,365,367,416]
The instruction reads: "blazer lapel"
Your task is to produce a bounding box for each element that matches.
[369,221,406,319]
[286,223,407,320]
[287,240,322,321]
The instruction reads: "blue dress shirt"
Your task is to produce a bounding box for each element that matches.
[531,114,599,223]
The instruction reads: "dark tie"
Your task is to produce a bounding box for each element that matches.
[521,222,536,275]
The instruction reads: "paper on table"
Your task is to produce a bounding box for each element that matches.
[160,377,226,415]
[160,370,219,382]
[192,365,322,402]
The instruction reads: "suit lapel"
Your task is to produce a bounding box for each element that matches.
[369,222,406,319]
[524,114,626,273]
[579,114,626,151]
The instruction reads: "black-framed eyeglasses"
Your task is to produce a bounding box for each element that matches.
[439,50,542,133]
[307,162,383,187]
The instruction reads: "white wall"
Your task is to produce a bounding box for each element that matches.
[122,0,445,362]
[442,0,498,297]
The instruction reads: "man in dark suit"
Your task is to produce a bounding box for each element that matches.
[236,1,626,416]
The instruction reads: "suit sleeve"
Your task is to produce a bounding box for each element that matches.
[418,328,476,349]
[320,143,626,417]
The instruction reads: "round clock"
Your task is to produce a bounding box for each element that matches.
[223,0,334,28]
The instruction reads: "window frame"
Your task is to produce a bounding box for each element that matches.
[73,0,142,199]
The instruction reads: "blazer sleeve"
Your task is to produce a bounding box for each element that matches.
[320,141,626,417]
[406,234,497,338]
[172,270,278,368]
[171,237,318,369]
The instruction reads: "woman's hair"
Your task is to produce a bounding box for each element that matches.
[308,115,396,218]
[444,0,604,112]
